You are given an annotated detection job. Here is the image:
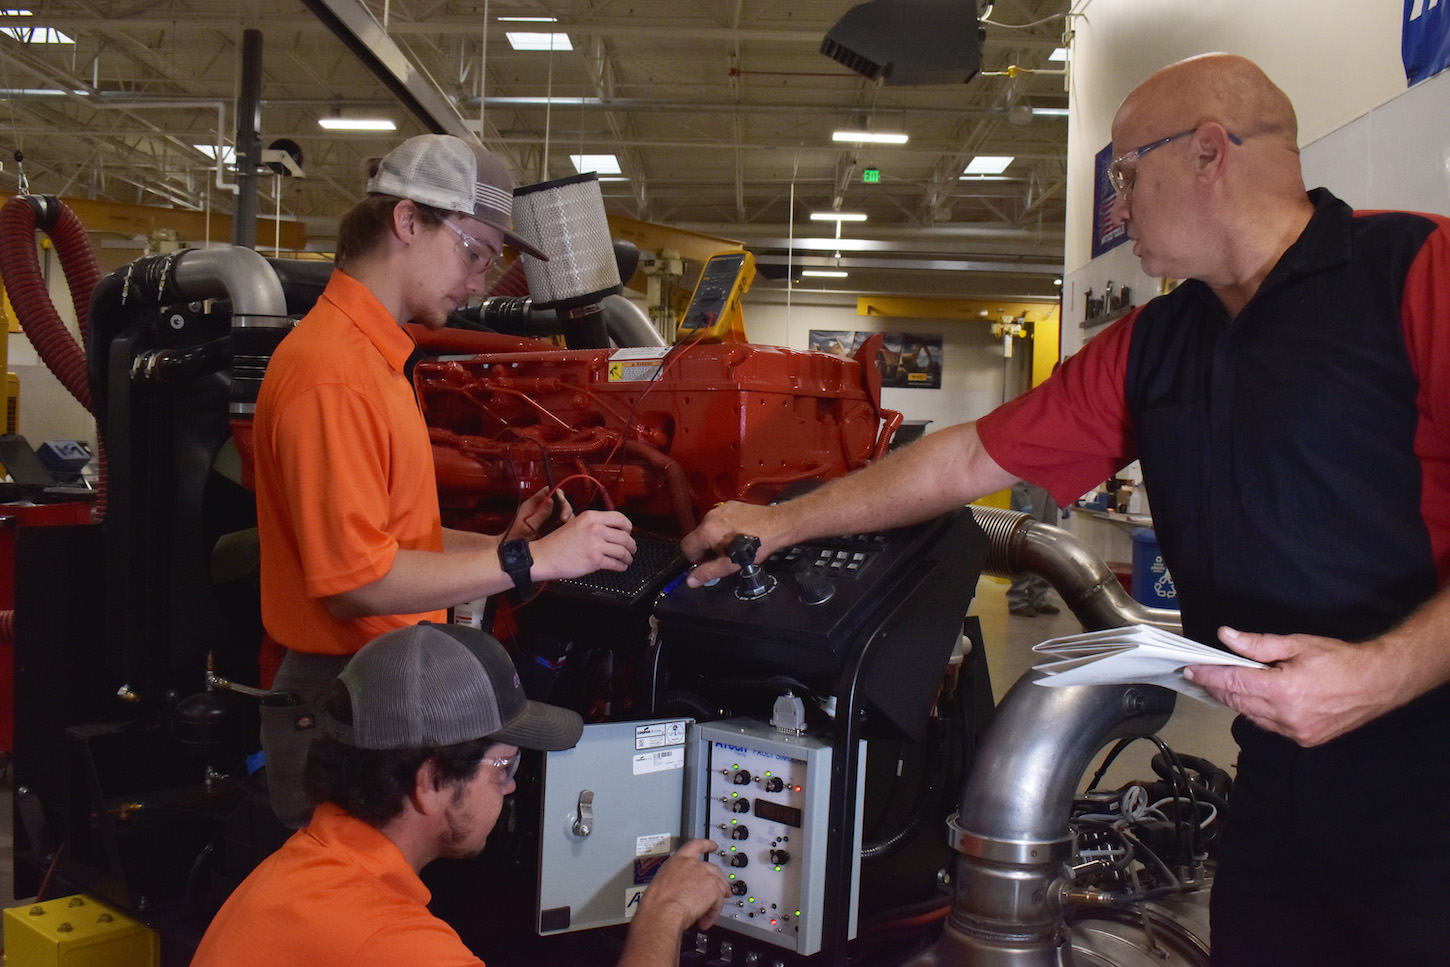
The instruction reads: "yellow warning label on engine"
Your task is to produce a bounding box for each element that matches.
[610,362,664,382]
[608,347,670,382]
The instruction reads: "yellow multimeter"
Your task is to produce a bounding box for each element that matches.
[675,250,756,344]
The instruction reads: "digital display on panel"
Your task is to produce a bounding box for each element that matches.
[751,798,802,828]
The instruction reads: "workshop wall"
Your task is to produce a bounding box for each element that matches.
[744,290,1021,434]
[1061,0,1412,357]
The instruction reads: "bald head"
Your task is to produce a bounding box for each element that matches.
[1115,53,1299,150]
[1108,54,1316,315]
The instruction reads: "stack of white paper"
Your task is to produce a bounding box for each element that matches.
[1031,624,1266,705]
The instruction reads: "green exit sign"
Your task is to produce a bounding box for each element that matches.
[862,168,881,183]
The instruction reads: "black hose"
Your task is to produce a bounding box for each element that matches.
[861,716,950,860]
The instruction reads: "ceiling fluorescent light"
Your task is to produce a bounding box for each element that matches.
[507,32,573,51]
[0,87,84,96]
[964,155,1013,176]
[802,270,849,278]
[832,131,908,145]
[1049,47,1068,62]
[1031,107,1069,118]
[810,212,867,222]
[487,96,593,106]
[318,118,396,131]
[571,154,621,175]
[498,16,558,21]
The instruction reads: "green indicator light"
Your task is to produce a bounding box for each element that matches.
[731,818,738,825]
[764,770,772,777]
[749,897,756,903]
[774,866,781,872]
[730,845,737,852]
[795,910,801,917]
[731,792,738,798]
[729,873,737,880]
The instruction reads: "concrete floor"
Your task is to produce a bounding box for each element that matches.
[0,575,1241,952]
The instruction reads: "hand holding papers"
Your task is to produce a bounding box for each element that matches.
[1031,624,1267,705]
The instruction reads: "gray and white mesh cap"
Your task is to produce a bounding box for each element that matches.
[366,134,549,261]
[322,622,582,751]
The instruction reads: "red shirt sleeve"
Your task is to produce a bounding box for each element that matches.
[976,309,1140,508]
[1400,218,1450,584]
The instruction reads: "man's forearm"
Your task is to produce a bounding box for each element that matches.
[616,910,685,967]
[783,421,1013,540]
[324,547,512,619]
[1376,581,1450,707]
[442,527,500,553]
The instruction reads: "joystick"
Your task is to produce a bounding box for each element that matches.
[728,535,777,600]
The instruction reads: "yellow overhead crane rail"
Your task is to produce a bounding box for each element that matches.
[0,191,307,252]
[857,296,1057,322]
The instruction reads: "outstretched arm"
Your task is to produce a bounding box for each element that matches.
[618,840,730,967]
[1185,587,1450,746]
[324,507,635,618]
[680,421,1017,586]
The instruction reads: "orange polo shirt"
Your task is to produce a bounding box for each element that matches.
[253,269,446,656]
[191,803,484,967]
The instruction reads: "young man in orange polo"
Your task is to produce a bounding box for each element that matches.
[193,623,729,967]
[253,135,637,825]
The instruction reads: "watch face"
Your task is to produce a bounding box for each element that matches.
[501,539,532,570]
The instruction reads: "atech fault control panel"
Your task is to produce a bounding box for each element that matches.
[692,718,865,956]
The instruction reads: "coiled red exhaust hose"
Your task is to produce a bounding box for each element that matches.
[0,196,106,648]
[0,196,99,412]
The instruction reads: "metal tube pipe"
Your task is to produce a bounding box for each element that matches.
[970,506,1181,633]
[916,506,1184,966]
[170,246,290,325]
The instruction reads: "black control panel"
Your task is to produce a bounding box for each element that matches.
[769,533,887,580]
[652,509,987,734]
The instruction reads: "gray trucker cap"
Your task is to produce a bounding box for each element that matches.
[321,622,582,751]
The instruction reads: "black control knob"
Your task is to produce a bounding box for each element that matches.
[732,769,752,785]
[730,854,749,868]
[764,777,784,793]
[731,825,750,840]
[728,535,775,600]
[770,849,791,866]
[794,567,834,605]
[727,535,761,568]
[731,881,749,896]
[731,799,751,813]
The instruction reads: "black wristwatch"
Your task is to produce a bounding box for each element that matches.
[498,538,534,596]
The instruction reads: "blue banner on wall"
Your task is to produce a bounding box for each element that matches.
[1090,143,1128,260]
[1404,0,1450,85]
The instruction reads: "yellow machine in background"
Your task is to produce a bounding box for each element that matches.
[674,249,755,344]
[2,283,18,434]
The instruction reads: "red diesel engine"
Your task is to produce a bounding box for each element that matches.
[416,336,900,539]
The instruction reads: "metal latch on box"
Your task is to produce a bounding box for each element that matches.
[573,790,594,837]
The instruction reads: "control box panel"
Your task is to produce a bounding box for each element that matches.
[689,718,864,956]
[654,514,958,680]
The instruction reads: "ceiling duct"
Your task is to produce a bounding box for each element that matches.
[820,0,982,86]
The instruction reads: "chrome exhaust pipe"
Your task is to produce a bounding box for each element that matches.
[913,507,1181,966]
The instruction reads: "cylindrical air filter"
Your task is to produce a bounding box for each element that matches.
[511,172,622,311]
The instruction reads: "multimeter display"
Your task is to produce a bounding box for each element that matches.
[680,252,748,332]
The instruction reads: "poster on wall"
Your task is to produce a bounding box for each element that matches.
[808,330,855,358]
[1091,143,1129,259]
[1403,0,1450,85]
[808,330,943,389]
